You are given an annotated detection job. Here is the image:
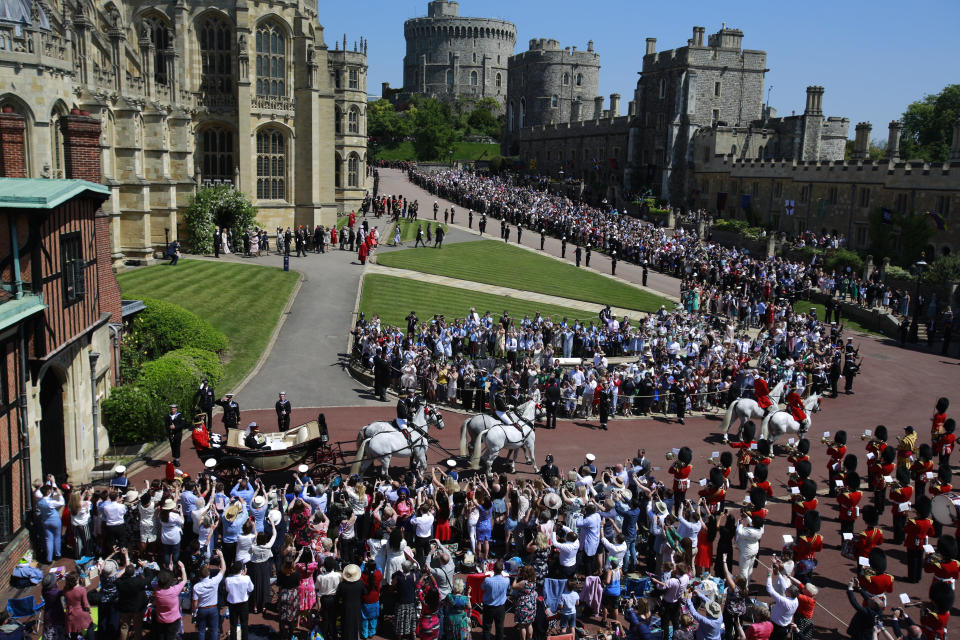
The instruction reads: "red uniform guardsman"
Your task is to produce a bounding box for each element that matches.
[911,443,935,498]
[837,470,863,536]
[787,438,811,468]
[792,511,824,579]
[825,431,848,497]
[923,537,960,586]
[857,548,894,607]
[786,390,808,426]
[746,486,769,522]
[929,466,953,497]
[792,478,819,532]
[931,397,949,441]
[668,446,693,514]
[904,496,935,583]
[698,467,726,514]
[920,581,954,640]
[851,505,885,559]
[889,466,914,545]
[933,419,955,468]
[729,421,756,489]
[754,377,773,414]
[751,463,774,498]
[870,447,897,516]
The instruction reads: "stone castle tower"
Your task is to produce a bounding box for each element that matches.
[502,38,601,154]
[398,0,515,110]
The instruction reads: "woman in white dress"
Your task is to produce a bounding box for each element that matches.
[138,490,158,554]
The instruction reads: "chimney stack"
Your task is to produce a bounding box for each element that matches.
[886,121,902,161]
[587,40,594,52]
[804,86,824,116]
[697,27,706,46]
[594,96,604,119]
[950,115,960,162]
[645,38,656,55]
[628,100,637,117]
[852,122,872,160]
[609,94,621,117]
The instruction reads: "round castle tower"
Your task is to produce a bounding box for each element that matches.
[402,0,516,110]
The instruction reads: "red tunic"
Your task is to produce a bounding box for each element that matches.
[857,572,894,597]
[698,485,726,512]
[870,462,896,491]
[826,445,846,475]
[934,433,955,457]
[669,463,692,493]
[792,534,823,561]
[853,527,884,558]
[730,440,755,468]
[786,391,806,422]
[931,411,947,439]
[911,459,935,484]
[888,486,914,509]
[754,378,772,409]
[866,440,887,460]
[791,497,818,529]
[929,481,953,496]
[920,609,950,640]
[837,490,863,522]
[904,518,935,549]
[748,507,769,521]
[754,480,774,498]
[924,558,960,582]
[787,453,809,467]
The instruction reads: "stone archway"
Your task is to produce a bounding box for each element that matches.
[39,368,67,482]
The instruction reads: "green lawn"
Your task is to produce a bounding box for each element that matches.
[376,240,669,312]
[336,215,350,229]
[374,141,501,163]
[360,274,610,328]
[793,299,881,336]
[118,259,300,390]
[389,219,448,243]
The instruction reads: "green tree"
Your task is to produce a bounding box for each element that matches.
[368,99,409,144]
[182,185,258,254]
[467,98,501,138]
[900,84,960,162]
[411,99,457,161]
[926,253,960,284]
[897,211,935,265]
[867,207,893,261]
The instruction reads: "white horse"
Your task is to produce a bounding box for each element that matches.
[459,400,540,456]
[351,415,443,478]
[469,419,537,474]
[721,380,786,441]
[759,393,822,443]
[356,404,444,446]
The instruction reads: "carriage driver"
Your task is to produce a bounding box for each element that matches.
[396,392,420,430]
[244,422,268,449]
[493,387,514,425]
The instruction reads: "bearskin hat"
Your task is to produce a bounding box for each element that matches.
[937,465,952,484]
[936,536,957,561]
[753,464,769,483]
[917,443,933,461]
[945,418,956,434]
[720,451,733,468]
[750,486,767,508]
[844,471,861,491]
[916,495,932,519]
[868,548,887,574]
[835,430,847,446]
[861,504,878,527]
[796,459,812,479]
[875,425,888,442]
[802,510,821,533]
[756,439,771,457]
[709,467,725,488]
[678,446,693,465]
[896,466,910,487]
[843,454,858,473]
[929,580,955,614]
[800,479,817,501]
[881,447,897,465]
[796,439,810,455]
[935,397,950,414]
[740,421,757,444]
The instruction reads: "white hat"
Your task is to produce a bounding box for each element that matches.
[268,509,282,525]
[162,498,176,510]
[252,495,266,508]
[342,564,361,583]
[654,500,668,517]
[542,493,562,510]
[124,490,140,504]
[298,464,309,474]
[585,453,596,462]
[204,458,218,469]
[114,465,127,475]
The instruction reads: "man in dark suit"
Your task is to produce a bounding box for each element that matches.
[216,393,241,433]
[195,378,216,428]
[244,423,268,449]
[213,230,222,258]
[544,375,561,429]
[373,349,391,401]
[275,391,292,432]
[165,404,186,465]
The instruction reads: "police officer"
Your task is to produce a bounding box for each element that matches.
[611,251,618,276]
[540,227,546,250]
[539,454,560,484]
[493,387,513,425]
[165,404,185,466]
[216,393,241,433]
[195,378,216,429]
[561,236,567,258]
[276,391,292,432]
[642,263,649,287]
[585,244,592,267]
[575,244,582,267]
[468,209,474,229]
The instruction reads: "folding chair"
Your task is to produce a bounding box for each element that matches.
[5,596,43,633]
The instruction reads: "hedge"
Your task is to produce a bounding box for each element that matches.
[824,249,864,273]
[129,298,227,363]
[103,347,223,444]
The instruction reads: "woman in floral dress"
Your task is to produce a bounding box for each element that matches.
[443,579,471,640]
[276,553,302,638]
[288,499,312,548]
[511,566,538,640]
[295,547,319,619]
[416,572,442,640]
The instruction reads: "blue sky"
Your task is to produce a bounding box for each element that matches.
[321,0,958,141]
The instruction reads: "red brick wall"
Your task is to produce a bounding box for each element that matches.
[96,212,122,322]
[0,113,27,178]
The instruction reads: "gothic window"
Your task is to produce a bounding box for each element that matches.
[199,126,234,183]
[335,153,342,188]
[256,127,286,200]
[563,73,569,86]
[658,78,665,99]
[348,106,360,134]
[470,70,478,86]
[348,153,360,187]
[576,73,582,86]
[142,16,171,86]
[496,73,502,88]
[198,16,232,93]
[256,20,286,97]
[349,69,359,89]
[714,82,721,97]
[551,95,559,108]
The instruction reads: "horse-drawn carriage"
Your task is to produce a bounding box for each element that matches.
[193,413,343,485]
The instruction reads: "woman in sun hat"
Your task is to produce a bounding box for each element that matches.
[159,497,184,568]
[684,595,724,640]
[338,564,365,640]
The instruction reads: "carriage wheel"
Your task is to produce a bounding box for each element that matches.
[215,457,251,485]
[309,462,341,487]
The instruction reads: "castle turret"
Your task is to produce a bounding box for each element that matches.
[852,122,872,160]
[609,94,620,117]
[886,120,902,161]
[646,38,656,55]
[594,96,604,119]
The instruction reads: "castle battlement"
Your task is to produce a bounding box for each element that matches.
[704,155,959,180]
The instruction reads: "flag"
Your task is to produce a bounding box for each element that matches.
[740,194,752,209]
[593,158,600,171]
[716,192,728,210]
[929,211,948,231]
[817,198,829,217]
[880,208,894,225]
[784,199,795,216]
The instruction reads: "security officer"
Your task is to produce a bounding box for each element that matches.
[216,393,241,433]
[585,244,592,267]
[165,404,186,466]
[275,391,292,432]
[642,263,649,287]
[195,378,216,429]
[539,454,560,484]
[611,250,618,276]
[544,375,561,429]
[540,227,546,250]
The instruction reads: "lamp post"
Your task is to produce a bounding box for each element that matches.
[909,259,928,343]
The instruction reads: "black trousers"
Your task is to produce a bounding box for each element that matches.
[892,512,907,544]
[873,489,887,516]
[906,547,924,582]
[770,623,790,640]
[660,600,681,640]
[228,601,249,640]
[482,604,505,640]
[168,432,181,461]
[321,594,338,640]
[545,404,557,429]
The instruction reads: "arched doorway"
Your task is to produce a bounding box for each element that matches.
[39,370,66,481]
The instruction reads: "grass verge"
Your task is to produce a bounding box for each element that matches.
[793,299,882,336]
[389,219,448,244]
[118,258,300,390]
[360,274,612,328]
[376,240,669,312]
